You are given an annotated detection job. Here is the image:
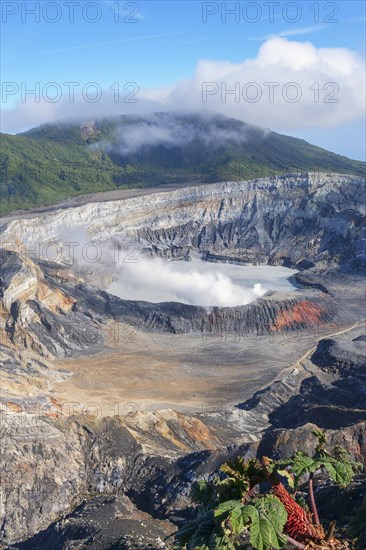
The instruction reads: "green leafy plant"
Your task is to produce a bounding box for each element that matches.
[172,431,363,550]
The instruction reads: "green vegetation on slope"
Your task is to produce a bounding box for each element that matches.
[1,112,365,216]
[0,132,140,215]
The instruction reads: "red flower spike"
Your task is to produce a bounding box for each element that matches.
[271,481,324,542]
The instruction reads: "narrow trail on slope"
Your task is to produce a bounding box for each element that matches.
[251,320,366,398]
[295,320,366,370]
[229,320,366,444]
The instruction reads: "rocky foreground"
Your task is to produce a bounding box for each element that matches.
[1,325,365,548]
[0,173,365,548]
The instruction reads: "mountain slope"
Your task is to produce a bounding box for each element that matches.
[0,111,365,215]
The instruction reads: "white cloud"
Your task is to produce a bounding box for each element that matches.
[40,30,186,54]
[1,37,365,133]
[348,15,366,23]
[277,25,328,37]
[152,37,365,129]
[250,24,328,41]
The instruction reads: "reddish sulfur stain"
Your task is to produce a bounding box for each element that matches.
[271,300,325,331]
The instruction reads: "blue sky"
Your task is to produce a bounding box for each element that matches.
[1,0,365,159]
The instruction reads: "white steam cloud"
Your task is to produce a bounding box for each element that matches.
[107,257,268,307]
[36,227,295,308]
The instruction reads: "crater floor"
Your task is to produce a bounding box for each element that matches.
[53,323,343,416]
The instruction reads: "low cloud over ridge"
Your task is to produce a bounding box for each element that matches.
[92,111,257,156]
